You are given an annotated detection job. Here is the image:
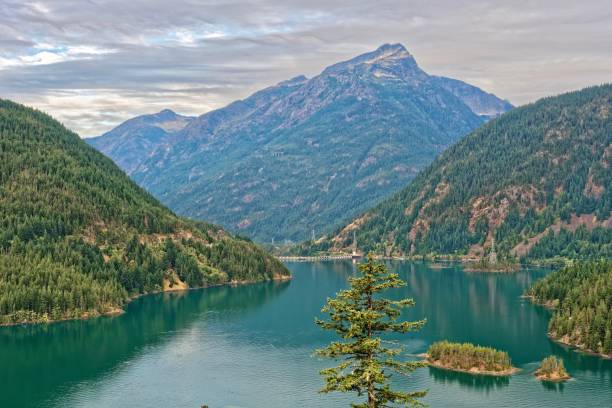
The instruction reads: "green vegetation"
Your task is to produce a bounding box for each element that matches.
[535,356,570,382]
[0,99,288,325]
[315,255,427,407]
[311,84,611,262]
[427,341,515,374]
[464,258,520,272]
[526,261,611,356]
[527,226,611,263]
[91,44,508,243]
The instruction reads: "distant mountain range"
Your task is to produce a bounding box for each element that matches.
[88,43,512,242]
[303,84,611,262]
[89,109,195,175]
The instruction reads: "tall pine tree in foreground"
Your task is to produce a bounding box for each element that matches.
[316,255,427,407]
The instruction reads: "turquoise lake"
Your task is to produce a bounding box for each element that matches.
[1,261,610,407]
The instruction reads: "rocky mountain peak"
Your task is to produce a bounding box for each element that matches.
[367,43,410,60]
[151,108,180,121]
[90,45,513,242]
[322,43,421,80]
[158,108,176,116]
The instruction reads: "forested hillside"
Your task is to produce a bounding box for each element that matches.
[89,43,512,242]
[526,261,611,356]
[0,100,288,325]
[306,85,611,262]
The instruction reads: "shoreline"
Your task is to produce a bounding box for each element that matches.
[427,360,519,377]
[524,296,612,360]
[279,254,550,271]
[0,273,292,328]
[463,263,521,273]
[415,353,519,376]
[534,371,571,383]
[521,295,557,310]
[547,332,612,360]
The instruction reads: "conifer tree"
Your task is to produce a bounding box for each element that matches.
[0,99,289,325]
[315,255,427,407]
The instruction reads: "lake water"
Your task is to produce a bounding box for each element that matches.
[1,261,610,407]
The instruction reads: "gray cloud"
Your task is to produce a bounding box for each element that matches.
[1,0,611,136]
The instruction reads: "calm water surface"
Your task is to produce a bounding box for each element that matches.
[1,261,610,407]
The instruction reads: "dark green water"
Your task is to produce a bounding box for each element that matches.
[1,261,610,407]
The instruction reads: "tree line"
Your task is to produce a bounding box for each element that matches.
[427,341,513,372]
[526,260,611,356]
[0,99,288,324]
[298,85,611,262]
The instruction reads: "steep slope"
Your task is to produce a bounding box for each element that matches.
[0,100,288,325]
[312,85,611,261]
[87,109,194,175]
[432,76,513,120]
[89,44,512,242]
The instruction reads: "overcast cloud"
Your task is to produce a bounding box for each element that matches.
[1,0,611,136]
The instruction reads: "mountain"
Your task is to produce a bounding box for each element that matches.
[306,84,611,262]
[88,43,513,242]
[87,109,195,175]
[0,99,288,325]
[432,76,513,120]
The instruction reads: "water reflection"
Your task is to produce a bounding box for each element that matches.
[428,366,510,393]
[0,280,289,408]
[2,261,611,408]
[540,379,565,393]
[387,262,553,364]
[547,339,612,380]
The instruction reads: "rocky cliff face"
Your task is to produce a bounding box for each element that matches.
[89,44,513,242]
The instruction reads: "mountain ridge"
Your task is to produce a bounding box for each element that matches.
[301,84,611,262]
[88,109,195,175]
[432,76,514,119]
[88,43,513,242]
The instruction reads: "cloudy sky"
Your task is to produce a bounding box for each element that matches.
[1,0,611,137]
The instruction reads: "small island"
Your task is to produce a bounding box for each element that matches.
[463,257,520,273]
[535,356,571,382]
[464,239,520,272]
[464,260,520,272]
[426,341,519,376]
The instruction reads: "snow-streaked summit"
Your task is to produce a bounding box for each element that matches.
[323,43,417,75]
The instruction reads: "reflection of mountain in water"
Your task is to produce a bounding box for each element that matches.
[428,366,510,393]
[0,280,289,408]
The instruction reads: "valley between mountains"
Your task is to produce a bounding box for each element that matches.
[88,44,512,243]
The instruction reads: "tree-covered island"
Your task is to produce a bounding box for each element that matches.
[426,341,518,376]
[534,356,571,382]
